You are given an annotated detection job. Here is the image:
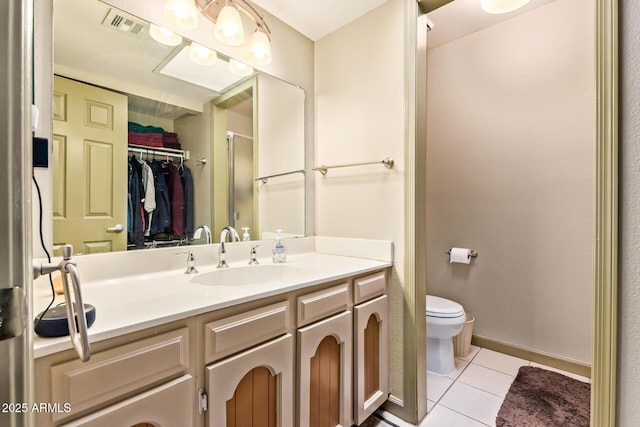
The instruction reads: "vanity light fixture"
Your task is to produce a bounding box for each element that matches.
[149,24,183,46]
[481,0,530,14]
[246,27,271,65]
[197,0,273,65]
[164,0,199,29]
[189,41,218,65]
[228,58,254,76]
[215,2,245,46]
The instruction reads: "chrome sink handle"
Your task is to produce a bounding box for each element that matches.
[175,250,198,274]
[33,244,91,362]
[249,245,259,265]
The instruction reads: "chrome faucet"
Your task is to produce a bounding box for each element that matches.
[193,225,212,245]
[217,226,241,268]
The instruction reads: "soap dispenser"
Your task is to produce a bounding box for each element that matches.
[271,229,287,263]
[242,227,251,241]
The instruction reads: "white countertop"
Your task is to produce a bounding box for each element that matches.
[33,238,393,358]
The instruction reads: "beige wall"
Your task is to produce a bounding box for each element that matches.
[32,0,53,258]
[315,0,407,400]
[619,1,640,424]
[426,0,594,363]
[175,103,211,229]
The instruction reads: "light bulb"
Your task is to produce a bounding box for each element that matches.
[215,5,244,46]
[189,42,218,66]
[164,0,199,29]
[481,0,530,14]
[229,59,254,77]
[246,29,272,66]
[149,24,183,46]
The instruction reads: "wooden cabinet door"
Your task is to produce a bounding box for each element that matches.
[206,334,294,427]
[354,295,389,425]
[297,311,352,427]
[53,75,128,255]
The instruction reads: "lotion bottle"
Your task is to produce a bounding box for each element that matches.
[272,229,287,263]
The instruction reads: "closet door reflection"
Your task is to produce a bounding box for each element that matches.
[228,132,256,237]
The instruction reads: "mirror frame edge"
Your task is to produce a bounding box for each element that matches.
[592,0,618,426]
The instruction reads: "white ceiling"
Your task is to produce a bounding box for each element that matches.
[250,0,557,44]
[427,0,556,49]
[251,0,389,41]
[54,0,249,119]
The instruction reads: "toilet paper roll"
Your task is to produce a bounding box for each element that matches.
[450,247,471,264]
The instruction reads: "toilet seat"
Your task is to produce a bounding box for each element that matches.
[426,295,464,318]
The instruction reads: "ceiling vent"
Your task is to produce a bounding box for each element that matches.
[102,9,147,38]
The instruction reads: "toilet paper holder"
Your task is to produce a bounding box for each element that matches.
[445,249,478,257]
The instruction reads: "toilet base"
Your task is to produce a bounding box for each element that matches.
[427,336,456,376]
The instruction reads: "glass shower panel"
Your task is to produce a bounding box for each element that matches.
[229,134,255,237]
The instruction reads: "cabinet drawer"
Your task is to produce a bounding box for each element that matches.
[297,282,350,327]
[204,300,290,364]
[61,374,194,427]
[354,270,387,304]
[51,327,189,422]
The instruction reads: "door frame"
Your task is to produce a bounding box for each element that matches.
[591,0,618,425]
[404,0,619,426]
[0,0,35,426]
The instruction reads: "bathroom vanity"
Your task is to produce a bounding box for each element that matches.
[32,237,391,427]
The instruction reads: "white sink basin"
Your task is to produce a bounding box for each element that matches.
[191,264,301,286]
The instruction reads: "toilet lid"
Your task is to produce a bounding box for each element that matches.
[426,295,464,318]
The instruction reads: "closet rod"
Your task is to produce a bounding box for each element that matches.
[127,144,190,160]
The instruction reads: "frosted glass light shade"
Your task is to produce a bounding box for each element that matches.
[164,0,199,29]
[481,0,530,14]
[189,42,218,65]
[215,5,244,46]
[149,24,183,46]
[246,30,272,66]
[229,59,254,77]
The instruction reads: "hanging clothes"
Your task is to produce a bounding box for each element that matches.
[180,165,194,239]
[165,162,185,237]
[139,159,156,236]
[149,160,171,236]
[127,156,145,249]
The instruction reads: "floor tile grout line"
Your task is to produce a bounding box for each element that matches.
[468,360,530,378]
[430,403,494,427]
[437,390,503,427]
[427,351,477,406]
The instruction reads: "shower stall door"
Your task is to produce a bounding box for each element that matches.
[227,132,256,238]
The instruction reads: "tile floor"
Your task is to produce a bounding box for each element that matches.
[367,345,590,427]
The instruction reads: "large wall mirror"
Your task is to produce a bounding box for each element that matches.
[52,0,305,255]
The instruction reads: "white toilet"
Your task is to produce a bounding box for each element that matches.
[426,295,466,375]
